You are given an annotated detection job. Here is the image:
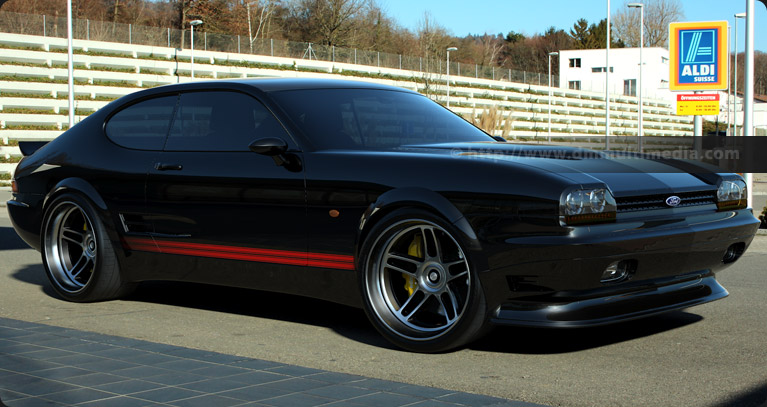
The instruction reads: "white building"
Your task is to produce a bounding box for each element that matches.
[558,47,672,101]
[558,47,767,134]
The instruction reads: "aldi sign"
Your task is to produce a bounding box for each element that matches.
[669,21,728,91]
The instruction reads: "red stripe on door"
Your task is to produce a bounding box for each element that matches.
[123,237,355,270]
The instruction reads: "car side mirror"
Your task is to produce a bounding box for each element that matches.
[249,137,288,156]
[249,138,300,171]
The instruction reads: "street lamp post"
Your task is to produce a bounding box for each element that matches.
[733,13,746,137]
[66,0,74,128]
[605,0,611,149]
[548,51,559,142]
[727,26,732,136]
[628,3,644,152]
[190,20,203,79]
[446,47,457,107]
[744,1,756,208]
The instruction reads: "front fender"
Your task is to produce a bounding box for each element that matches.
[356,187,485,271]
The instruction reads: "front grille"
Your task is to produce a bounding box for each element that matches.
[616,191,716,212]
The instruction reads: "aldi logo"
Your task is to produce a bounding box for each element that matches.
[669,21,728,91]
[681,30,715,64]
[680,29,716,83]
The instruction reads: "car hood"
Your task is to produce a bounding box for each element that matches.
[405,142,722,197]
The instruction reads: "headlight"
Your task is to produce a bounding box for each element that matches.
[561,187,616,225]
[716,180,747,210]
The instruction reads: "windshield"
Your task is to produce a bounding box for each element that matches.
[270,88,493,150]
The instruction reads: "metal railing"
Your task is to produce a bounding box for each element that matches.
[0,10,559,86]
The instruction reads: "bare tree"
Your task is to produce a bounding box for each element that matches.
[352,1,395,51]
[756,51,767,95]
[286,0,364,46]
[613,0,684,48]
[246,0,278,52]
[417,12,451,67]
[476,34,503,67]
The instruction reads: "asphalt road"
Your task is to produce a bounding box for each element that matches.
[1,209,766,407]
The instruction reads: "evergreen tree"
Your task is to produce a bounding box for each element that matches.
[569,18,590,49]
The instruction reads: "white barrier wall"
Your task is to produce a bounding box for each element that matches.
[0,33,694,181]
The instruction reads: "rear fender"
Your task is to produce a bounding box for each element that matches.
[45,178,109,213]
[42,178,120,249]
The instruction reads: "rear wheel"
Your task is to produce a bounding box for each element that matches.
[42,193,134,302]
[359,209,487,352]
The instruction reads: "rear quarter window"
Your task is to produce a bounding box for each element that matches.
[105,95,177,150]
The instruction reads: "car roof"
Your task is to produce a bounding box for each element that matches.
[145,78,417,94]
[106,78,421,120]
[233,78,416,93]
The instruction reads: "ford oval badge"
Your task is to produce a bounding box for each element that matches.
[665,196,681,207]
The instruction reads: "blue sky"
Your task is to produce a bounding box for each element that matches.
[380,0,767,52]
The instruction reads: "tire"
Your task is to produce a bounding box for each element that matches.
[359,209,488,353]
[41,193,135,302]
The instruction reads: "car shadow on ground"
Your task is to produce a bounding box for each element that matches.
[11,256,706,354]
[5,221,705,355]
[127,281,707,355]
[126,281,397,350]
[10,264,60,299]
[710,381,767,407]
[0,226,30,251]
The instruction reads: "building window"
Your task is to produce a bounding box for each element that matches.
[624,79,637,96]
[568,80,581,90]
[569,58,581,68]
[592,67,613,73]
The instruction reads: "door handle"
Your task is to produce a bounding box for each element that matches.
[154,163,183,171]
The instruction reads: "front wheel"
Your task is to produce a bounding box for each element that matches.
[359,209,488,352]
[41,193,134,302]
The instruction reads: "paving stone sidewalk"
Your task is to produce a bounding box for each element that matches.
[0,318,544,407]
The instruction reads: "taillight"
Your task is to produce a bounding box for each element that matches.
[11,179,18,193]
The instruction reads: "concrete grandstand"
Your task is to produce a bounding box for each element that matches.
[0,32,694,183]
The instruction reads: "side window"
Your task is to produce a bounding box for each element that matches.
[165,91,287,152]
[105,95,177,150]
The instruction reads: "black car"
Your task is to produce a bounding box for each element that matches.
[7,79,760,352]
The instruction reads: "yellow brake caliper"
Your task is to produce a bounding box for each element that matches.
[404,235,422,296]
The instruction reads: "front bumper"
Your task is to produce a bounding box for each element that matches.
[492,273,727,327]
[479,208,759,327]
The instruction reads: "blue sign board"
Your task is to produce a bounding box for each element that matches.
[669,21,728,91]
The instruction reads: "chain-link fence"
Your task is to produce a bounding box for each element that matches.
[0,10,559,87]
